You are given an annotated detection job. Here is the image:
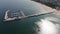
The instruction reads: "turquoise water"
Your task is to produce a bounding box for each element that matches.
[0,0,60,34]
[0,13,58,34]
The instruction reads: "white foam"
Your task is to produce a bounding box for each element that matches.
[36,19,58,34]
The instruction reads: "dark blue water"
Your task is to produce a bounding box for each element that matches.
[0,0,59,34]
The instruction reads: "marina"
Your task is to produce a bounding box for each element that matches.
[4,10,54,21]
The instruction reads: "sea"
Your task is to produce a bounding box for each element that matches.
[0,0,60,34]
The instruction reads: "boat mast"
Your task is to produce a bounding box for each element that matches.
[4,10,9,19]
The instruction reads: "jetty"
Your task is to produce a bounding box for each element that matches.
[4,10,54,21]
